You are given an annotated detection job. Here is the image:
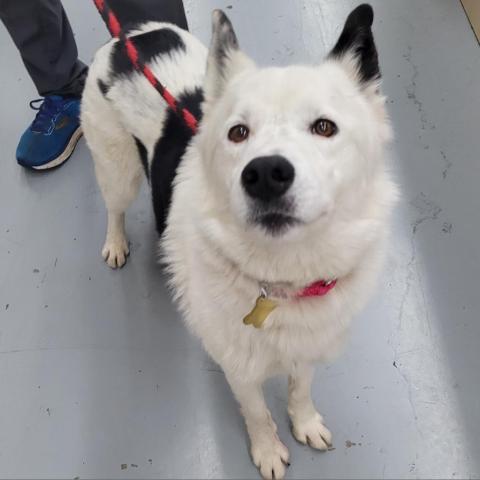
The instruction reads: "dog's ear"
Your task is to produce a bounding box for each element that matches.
[328,4,380,87]
[204,10,255,102]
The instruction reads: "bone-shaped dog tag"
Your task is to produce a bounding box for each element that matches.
[243,296,277,329]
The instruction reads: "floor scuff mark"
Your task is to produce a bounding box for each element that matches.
[404,46,429,130]
[440,151,452,179]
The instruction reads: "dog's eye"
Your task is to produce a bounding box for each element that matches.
[228,124,250,143]
[311,119,337,138]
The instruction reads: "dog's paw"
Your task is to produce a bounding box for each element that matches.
[102,237,129,268]
[291,412,332,450]
[251,436,290,479]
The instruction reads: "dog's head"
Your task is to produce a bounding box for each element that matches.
[199,4,391,240]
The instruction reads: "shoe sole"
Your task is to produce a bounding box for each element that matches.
[31,126,83,171]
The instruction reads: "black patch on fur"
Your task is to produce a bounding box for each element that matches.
[150,88,204,234]
[97,79,110,96]
[329,4,380,83]
[110,28,186,78]
[133,136,149,179]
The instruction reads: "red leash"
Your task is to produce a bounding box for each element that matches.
[92,0,198,133]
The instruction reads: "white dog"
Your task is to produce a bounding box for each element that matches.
[81,4,397,478]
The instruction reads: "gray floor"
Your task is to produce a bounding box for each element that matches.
[0,0,479,478]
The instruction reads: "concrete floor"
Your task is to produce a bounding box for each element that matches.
[1,0,479,478]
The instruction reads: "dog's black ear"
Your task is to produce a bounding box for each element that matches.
[328,4,380,85]
[204,10,255,102]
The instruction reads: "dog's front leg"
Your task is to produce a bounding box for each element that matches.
[288,364,332,450]
[227,375,289,479]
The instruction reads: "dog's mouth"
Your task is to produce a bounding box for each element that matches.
[248,197,302,236]
[248,199,300,235]
[256,212,300,235]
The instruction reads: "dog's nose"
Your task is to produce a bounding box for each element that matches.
[241,155,295,201]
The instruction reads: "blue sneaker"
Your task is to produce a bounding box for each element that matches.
[16,95,83,170]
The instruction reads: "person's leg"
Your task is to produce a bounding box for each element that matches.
[0,0,188,96]
[0,0,188,170]
[0,0,85,169]
[0,0,87,97]
[110,0,188,31]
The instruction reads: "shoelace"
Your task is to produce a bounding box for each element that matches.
[29,97,63,133]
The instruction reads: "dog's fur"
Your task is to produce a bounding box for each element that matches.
[81,5,397,478]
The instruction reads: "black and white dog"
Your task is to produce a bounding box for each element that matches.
[81,5,397,478]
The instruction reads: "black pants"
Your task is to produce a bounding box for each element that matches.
[0,0,188,97]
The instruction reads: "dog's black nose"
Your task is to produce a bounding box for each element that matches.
[241,155,295,201]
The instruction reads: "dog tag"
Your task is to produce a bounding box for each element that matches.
[243,295,277,329]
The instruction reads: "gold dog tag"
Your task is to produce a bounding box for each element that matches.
[243,295,277,329]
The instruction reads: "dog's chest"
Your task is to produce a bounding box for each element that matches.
[185,263,350,378]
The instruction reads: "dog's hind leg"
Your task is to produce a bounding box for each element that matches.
[288,364,332,450]
[227,375,290,479]
[82,96,143,268]
[94,134,143,269]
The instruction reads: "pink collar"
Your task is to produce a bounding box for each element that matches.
[243,277,337,328]
[261,278,337,300]
[297,279,337,298]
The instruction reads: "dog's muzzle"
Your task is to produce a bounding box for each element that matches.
[241,155,298,235]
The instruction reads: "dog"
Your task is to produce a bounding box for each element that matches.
[81,4,397,478]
